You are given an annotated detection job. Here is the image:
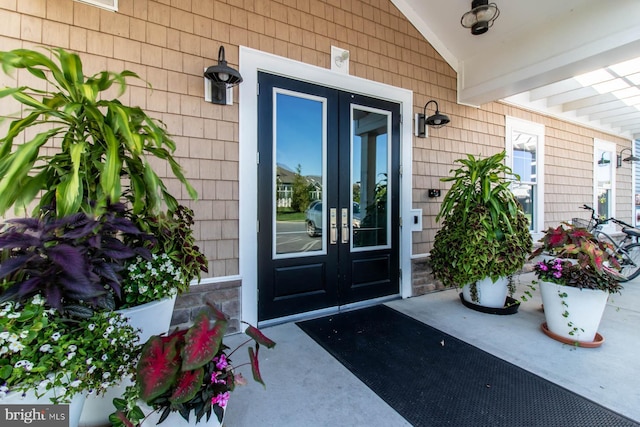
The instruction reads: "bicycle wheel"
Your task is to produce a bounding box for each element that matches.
[618,243,640,281]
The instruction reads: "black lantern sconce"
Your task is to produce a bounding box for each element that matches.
[617,147,640,168]
[204,46,243,105]
[461,0,500,35]
[415,100,450,138]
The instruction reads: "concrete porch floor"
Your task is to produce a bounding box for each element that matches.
[223,272,640,426]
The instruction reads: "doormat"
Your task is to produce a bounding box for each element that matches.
[297,305,638,427]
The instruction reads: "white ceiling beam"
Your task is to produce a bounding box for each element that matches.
[575,99,628,116]
[600,112,640,125]
[588,106,639,121]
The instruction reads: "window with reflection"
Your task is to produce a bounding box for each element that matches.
[512,133,537,231]
[506,117,545,234]
[596,149,613,218]
[273,91,325,257]
[351,107,390,249]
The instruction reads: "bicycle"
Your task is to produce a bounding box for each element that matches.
[573,204,640,281]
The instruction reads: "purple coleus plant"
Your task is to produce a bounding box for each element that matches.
[0,203,152,314]
[113,304,276,426]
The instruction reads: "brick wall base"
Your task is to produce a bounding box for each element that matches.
[411,257,445,296]
[170,279,241,334]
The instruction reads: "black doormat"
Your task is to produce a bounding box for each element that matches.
[297,305,639,427]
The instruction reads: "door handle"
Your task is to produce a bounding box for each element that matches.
[341,208,349,244]
[330,208,337,244]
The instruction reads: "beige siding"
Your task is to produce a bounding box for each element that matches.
[0,0,633,290]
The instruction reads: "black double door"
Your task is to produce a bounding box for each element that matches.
[257,72,400,321]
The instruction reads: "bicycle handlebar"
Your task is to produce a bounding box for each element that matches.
[579,204,635,229]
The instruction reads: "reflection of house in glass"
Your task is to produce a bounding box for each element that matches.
[276,164,322,208]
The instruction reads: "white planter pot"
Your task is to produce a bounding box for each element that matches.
[79,295,177,427]
[462,276,508,308]
[117,294,178,343]
[539,280,609,342]
[78,377,133,427]
[139,403,224,427]
[4,387,85,427]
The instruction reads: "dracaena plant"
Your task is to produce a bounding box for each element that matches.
[0,203,152,314]
[0,47,196,219]
[110,305,276,426]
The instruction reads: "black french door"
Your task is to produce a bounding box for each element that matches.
[257,72,400,321]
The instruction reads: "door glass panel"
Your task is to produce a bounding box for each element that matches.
[351,106,390,249]
[273,90,326,257]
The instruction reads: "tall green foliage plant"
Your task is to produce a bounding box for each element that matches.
[0,47,196,218]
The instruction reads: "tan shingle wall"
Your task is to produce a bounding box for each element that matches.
[0,0,633,280]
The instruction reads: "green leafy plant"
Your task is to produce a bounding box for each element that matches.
[430,151,532,300]
[132,205,208,294]
[110,305,275,426]
[436,151,522,236]
[0,294,140,404]
[0,47,196,218]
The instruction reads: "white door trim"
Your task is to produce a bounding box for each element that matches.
[239,46,414,325]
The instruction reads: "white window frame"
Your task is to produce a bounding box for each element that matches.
[594,139,617,233]
[505,117,545,240]
[74,0,118,11]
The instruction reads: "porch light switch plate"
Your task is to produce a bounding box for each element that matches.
[409,209,422,231]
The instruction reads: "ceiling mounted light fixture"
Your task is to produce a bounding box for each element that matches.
[204,46,243,105]
[617,147,640,168]
[461,0,500,35]
[416,100,450,138]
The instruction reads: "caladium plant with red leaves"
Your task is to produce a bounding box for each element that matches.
[532,224,624,293]
[110,304,276,426]
[529,222,612,261]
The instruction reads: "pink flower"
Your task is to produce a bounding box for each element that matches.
[553,271,562,279]
[214,354,228,370]
[211,391,230,408]
[211,371,225,385]
[537,262,548,271]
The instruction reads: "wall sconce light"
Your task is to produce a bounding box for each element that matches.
[598,152,610,166]
[416,100,450,138]
[204,46,243,105]
[461,0,500,35]
[617,147,640,168]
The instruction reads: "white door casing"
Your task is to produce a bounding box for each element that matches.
[239,47,414,325]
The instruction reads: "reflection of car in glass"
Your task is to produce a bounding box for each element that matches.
[305,201,361,237]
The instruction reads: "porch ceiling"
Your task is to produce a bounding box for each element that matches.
[393,0,640,140]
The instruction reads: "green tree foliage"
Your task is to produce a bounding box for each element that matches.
[291,164,310,213]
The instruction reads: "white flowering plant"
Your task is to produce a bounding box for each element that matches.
[120,254,181,309]
[0,295,140,404]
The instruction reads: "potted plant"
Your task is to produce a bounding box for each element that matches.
[110,305,276,427]
[532,224,623,345]
[0,294,140,427]
[430,151,532,309]
[0,47,207,426]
